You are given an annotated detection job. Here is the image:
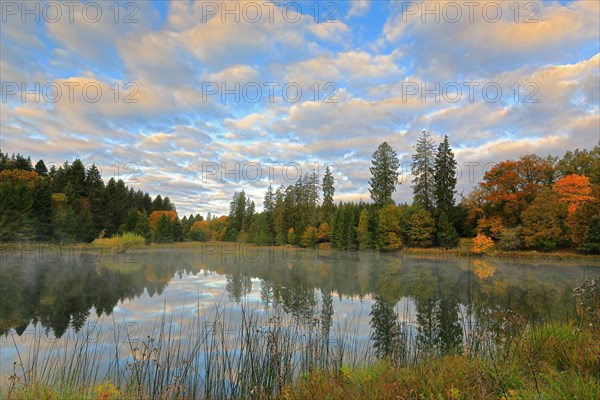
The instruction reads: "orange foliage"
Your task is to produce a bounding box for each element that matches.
[317,222,330,242]
[149,210,178,231]
[191,220,209,230]
[481,156,553,226]
[0,169,42,187]
[471,233,494,254]
[473,260,495,280]
[552,174,594,215]
[476,216,504,239]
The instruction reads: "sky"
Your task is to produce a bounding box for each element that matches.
[1,0,599,216]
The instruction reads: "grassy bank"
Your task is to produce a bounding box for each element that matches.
[2,238,600,261]
[284,325,600,400]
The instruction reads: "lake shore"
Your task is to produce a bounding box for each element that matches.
[3,239,600,262]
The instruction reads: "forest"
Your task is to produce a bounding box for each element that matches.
[1,133,599,253]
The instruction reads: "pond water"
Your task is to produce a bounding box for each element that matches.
[1,244,598,395]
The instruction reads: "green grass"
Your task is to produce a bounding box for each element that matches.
[284,325,600,400]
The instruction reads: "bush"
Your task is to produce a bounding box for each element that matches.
[497,227,524,251]
[92,232,146,251]
[471,233,494,254]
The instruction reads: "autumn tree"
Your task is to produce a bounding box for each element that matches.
[377,204,402,251]
[406,208,436,247]
[521,189,569,250]
[480,154,553,227]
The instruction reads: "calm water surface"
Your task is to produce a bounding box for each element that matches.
[1,244,599,379]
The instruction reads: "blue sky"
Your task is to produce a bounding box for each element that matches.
[1,0,599,215]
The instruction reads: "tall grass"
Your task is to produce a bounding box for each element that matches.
[2,299,368,399]
[3,280,598,399]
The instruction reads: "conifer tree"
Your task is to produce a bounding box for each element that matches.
[369,142,400,206]
[412,131,436,211]
[433,135,457,215]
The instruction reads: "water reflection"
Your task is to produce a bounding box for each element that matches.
[1,247,598,357]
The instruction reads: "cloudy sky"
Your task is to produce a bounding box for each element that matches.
[1,0,599,216]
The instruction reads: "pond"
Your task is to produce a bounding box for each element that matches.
[1,243,598,397]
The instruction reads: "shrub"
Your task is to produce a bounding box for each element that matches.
[471,233,493,254]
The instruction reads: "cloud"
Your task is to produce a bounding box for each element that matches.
[346,0,370,19]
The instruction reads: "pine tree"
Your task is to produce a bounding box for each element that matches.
[32,178,53,241]
[134,212,152,242]
[65,159,86,204]
[85,164,105,236]
[322,166,335,223]
[412,131,436,211]
[433,135,457,215]
[35,160,48,176]
[152,195,164,211]
[437,211,460,249]
[369,142,400,206]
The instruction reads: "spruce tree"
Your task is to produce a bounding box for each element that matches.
[437,211,460,249]
[85,164,105,235]
[369,142,400,206]
[322,166,335,223]
[35,160,48,176]
[433,135,457,215]
[412,131,436,211]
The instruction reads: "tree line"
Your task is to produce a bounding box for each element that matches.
[1,137,599,252]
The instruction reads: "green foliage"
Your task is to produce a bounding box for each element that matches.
[497,226,524,251]
[522,189,569,250]
[406,208,436,247]
[412,131,436,211]
[377,204,403,251]
[322,166,335,223]
[153,213,175,243]
[579,215,600,253]
[370,296,399,359]
[356,209,371,250]
[556,145,600,184]
[369,142,400,206]
[436,212,460,249]
[433,135,457,215]
[331,203,357,250]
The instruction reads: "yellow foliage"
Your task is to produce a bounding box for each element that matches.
[471,233,494,254]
